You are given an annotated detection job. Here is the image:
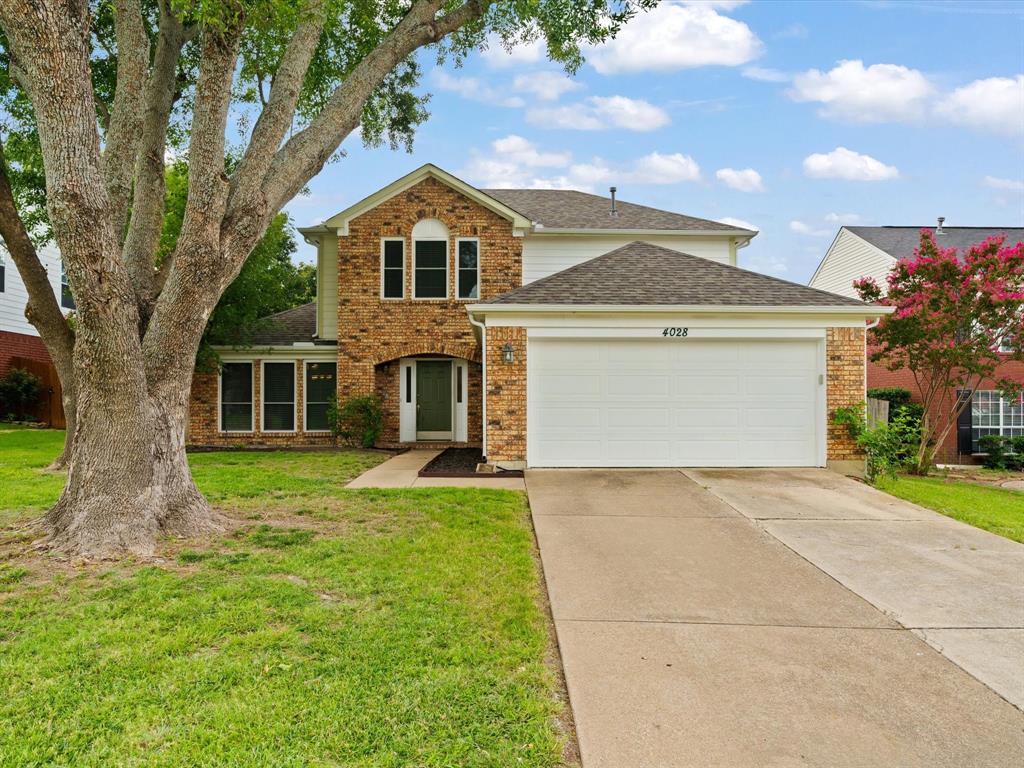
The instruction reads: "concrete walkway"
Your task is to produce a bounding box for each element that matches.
[527,468,1024,767]
[345,449,526,490]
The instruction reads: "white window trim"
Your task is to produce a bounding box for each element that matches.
[303,360,337,433]
[261,360,298,433]
[972,390,1023,450]
[218,361,254,433]
[380,237,405,300]
[456,237,481,301]
[412,237,449,300]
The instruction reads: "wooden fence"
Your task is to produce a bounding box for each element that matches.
[866,397,889,430]
[10,356,66,429]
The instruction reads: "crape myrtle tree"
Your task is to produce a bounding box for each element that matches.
[854,230,1024,474]
[0,0,655,557]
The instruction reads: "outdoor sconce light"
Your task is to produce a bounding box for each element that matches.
[501,342,515,364]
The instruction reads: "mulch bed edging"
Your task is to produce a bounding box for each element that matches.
[418,447,524,478]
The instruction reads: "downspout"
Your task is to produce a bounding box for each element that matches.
[467,307,487,458]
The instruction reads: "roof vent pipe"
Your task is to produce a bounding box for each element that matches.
[936,216,945,234]
[610,186,618,217]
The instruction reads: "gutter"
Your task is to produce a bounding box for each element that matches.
[467,303,895,317]
[466,307,488,458]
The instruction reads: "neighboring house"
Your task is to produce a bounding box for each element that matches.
[187,163,885,471]
[810,223,1024,463]
[0,241,71,377]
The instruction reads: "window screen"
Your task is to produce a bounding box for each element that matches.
[415,240,447,298]
[458,240,479,299]
[382,240,404,298]
[220,363,252,431]
[305,362,336,431]
[263,362,295,431]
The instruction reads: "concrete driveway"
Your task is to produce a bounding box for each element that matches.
[527,468,1024,768]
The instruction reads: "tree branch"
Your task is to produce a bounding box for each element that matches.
[121,6,189,316]
[103,0,150,240]
[261,0,491,214]
[227,0,325,218]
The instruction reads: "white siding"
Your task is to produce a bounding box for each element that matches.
[809,229,895,298]
[521,234,735,285]
[316,234,338,339]
[0,242,64,337]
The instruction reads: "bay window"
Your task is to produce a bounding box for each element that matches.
[220,363,253,432]
[305,362,336,432]
[262,362,296,432]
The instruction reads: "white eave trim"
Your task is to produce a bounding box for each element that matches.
[468,303,894,317]
[528,228,756,240]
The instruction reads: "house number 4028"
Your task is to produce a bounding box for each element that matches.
[662,327,689,337]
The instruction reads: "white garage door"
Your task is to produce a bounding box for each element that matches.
[528,338,822,468]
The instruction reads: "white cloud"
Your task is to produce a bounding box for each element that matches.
[824,212,863,225]
[480,34,546,67]
[434,71,524,108]
[512,72,581,101]
[718,216,759,232]
[774,22,808,40]
[587,2,762,74]
[742,252,789,277]
[983,175,1024,191]
[803,147,900,181]
[789,220,831,237]
[461,135,701,192]
[742,66,789,83]
[935,76,1024,136]
[527,95,670,132]
[716,167,764,192]
[789,59,935,122]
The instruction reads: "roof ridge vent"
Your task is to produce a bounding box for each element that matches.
[936,216,945,234]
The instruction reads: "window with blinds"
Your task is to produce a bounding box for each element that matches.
[305,362,336,431]
[220,363,253,431]
[262,362,295,431]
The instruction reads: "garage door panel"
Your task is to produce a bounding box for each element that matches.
[608,374,669,397]
[529,339,821,468]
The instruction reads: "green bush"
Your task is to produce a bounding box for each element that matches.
[834,404,921,484]
[328,395,384,448]
[867,387,913,408]
[0,368,42,421]
[979,435,1024,471]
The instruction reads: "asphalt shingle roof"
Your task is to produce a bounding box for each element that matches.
[481,188,753,233]
[249,302,324,345]
[847,226,1024,260]
[485,241,867,307]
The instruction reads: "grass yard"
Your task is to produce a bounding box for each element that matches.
[878,474,1024,543]
[0,425,573,767]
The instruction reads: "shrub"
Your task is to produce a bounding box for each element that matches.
[979,435,1024,471]
[0,368,42,421]
[834,404,921,484]
[867,387,913,408]
[329,395,383,448]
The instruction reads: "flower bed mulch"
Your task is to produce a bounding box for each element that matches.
[417,447,524,478]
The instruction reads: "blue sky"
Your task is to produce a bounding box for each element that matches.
[283,0,1024,283]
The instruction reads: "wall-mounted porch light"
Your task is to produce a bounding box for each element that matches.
[501,342,515,364]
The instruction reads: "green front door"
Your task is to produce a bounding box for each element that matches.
[416,361,452,437]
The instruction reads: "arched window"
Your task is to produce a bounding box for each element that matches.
[412,218,449,299]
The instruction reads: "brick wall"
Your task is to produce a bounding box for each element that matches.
[187,359,334,447]
[0,330,51,377]
[485,326,527,464]
[826,327,866,462]
[337,176,521,404]
[869,352,1024,464]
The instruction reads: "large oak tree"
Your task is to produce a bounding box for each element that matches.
[0,0,652,557]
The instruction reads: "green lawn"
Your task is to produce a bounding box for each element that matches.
[0,426,571,767]
[878,474,1024,543]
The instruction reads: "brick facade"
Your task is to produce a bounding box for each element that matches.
[826,327,867,463]
[484,326,527,465]
[187,359,334,447]
[336,176,522,402]
[868,353,1024,464]
[0,330,52,377]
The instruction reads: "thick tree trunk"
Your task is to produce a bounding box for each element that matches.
[44,382,221,558]
[46,389,76,471]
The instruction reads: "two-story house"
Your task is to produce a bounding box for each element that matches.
[188,164,887,472]
[810,223,1024,463]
